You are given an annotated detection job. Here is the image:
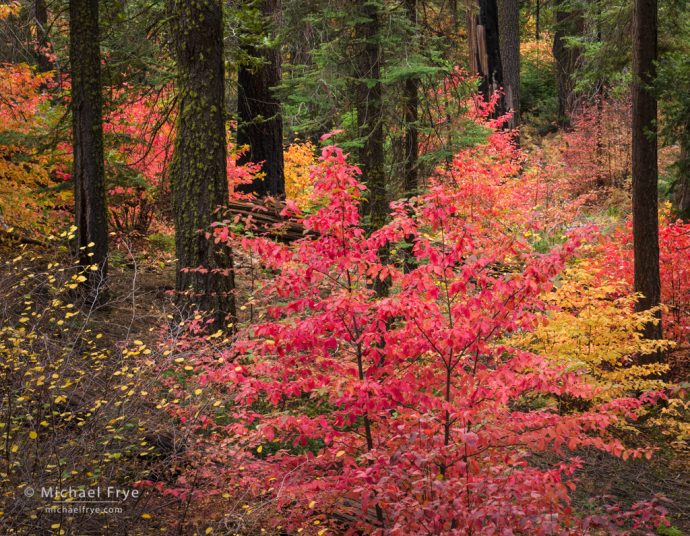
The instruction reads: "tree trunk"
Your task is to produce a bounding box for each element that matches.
[632,0,662,340]
[466,0,504,116]
[552,0,583,126]
[676,140,690,220]
[236,0,285,198]
[34,0,51,72]
[169,0,237,330]
[403,0,419,196]
[69,0,108,301]
[449,0,458,31]
[355,0,386,230]
[497,0,520,129]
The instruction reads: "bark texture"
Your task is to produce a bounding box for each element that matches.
[34,0,51,72]
[676,141,690,220]
[466,0,504,116]
[403,0,419,196]
[354,0,386,230]
[632,0,662,340]
[69,0,108,298]
[237,0,285,198]
[552,0,584,126]
[169,0,236,329]
[497,0,520,128]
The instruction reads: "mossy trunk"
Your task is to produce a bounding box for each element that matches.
[69,0,108,300]
[236,0,285,198]
[355,0,386,231]
[169,0,236,330]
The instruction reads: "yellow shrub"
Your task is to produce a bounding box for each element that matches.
[284,141,316,208]
[517,265,672,399]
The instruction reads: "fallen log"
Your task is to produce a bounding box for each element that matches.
[223,198,308,243]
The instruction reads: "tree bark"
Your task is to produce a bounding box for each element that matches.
[497,0,520,129]
[466,0,504,117]
[676,141,690,220]
[69,0,108,300]
[552,0,583,126]
[34,0,51,72]
[403,0,419,196]
[632,0,662,340]
[169,0,237,330]
[355,0,386,230]
[236,0,285,198]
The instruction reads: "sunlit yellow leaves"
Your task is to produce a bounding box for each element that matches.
[284,141,316,208]
[516,265,673,399]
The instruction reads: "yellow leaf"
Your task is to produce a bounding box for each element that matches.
[335,450,345,458]
[29,431,37,440]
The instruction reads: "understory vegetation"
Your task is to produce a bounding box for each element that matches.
[0,0,689,535]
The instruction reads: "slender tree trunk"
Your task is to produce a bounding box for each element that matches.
[552,0,583,126]
[466,0,504,116]
[69,0,108,300]
[497,0,520,129]
[169,0,237,330]
[676,140,690,220]
[355,0,386,230]
[449,0,458,31]
[632,0,662,340]
[403,0,419,196]
[236,0,285,198]
[34,0,51,72]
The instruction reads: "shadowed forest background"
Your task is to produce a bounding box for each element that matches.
[0,0,689,534]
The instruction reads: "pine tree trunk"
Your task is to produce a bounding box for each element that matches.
[676,141,690,220]
[169,0,237,330]
[466,0,504,116]
[355,0,386,230]
[34,0,51,72]
[632,0,662,340]
[403,0,419,196]
[236,0,285,198]
[552,0,583,126]
[497,0,520,129]
[69,0,108,300]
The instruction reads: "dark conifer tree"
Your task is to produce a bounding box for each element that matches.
[169,0,237,329]
[403,0,419,196]
[497,0,519,128]
[69,0,108,299]
[632,0,662,341]
[236,0,285,198]
[354,0,386,230]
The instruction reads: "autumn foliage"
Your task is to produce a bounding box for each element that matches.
[154,133,673,534]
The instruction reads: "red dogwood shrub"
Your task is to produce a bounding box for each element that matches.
[152,142,668,535]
